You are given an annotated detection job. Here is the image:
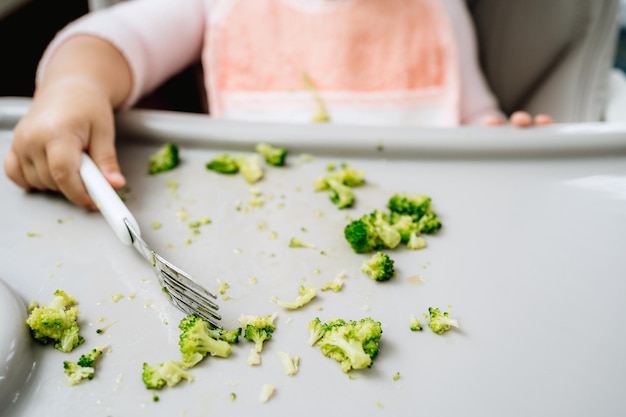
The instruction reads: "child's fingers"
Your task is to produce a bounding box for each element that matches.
[533,114,553,125]
[481,114,505,126]
[15,152,49,192]
[3,150,30,191]
[88,116,126,190]
[509,111,533,128]
[47,138,96,209]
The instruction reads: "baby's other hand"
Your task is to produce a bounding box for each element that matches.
[482,111,553,128]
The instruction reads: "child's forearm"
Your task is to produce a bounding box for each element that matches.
[36,35,132,110]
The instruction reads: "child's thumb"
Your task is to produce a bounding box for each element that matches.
[90,147,126,189]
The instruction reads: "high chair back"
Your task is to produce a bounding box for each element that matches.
[468,0,620,122]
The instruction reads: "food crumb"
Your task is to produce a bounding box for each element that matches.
[259,384,275,403]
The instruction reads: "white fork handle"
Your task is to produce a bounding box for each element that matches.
[79,153,140,245]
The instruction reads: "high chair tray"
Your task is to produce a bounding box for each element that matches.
[1,101,625,417]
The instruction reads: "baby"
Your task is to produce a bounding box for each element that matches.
[4,0,551,208]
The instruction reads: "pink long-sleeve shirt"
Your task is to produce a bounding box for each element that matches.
[38,0,501,126]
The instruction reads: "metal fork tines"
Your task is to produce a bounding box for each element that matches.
[125,219,222,327]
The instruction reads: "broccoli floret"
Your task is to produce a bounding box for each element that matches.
[390,212,420,243]
[271,285,317,310]
[239,313,277,360]
[206,326,242,344]
[142,360,194,390]
[25,290,85,353]
[388,193,442,233]
[428,307,459,335]
[387,193,432,218]
[314,163,365,209]
[320,272,345,292]
[178,314,234,368]
[56,325,84,353]
[307,317,326,346]
[255,143,288,166]
[63,362,94,385]
[361,252,395,281]
[206,153,239,174]
[369,210,402,249]
[326,178,355,209]
[314,163,365,190]
[344,217,380,253]
[344,210,402,253]
[417,211,442,234]
[148,143,179,175]
[236,154,264,184]
[310,317,383,372]
[406,232,427,250]
[63,345,107,386]
[409,314,423,331]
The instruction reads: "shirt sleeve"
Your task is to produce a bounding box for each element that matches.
[36,0,210,109]
[441,0,503,124]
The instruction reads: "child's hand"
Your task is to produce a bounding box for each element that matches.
[3,81,125,209]
[483,111,553,127]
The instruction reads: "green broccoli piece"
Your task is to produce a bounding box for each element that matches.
[361,252,395,281]
[56,325,84,353]
[326,178,355,209]
[148,143,179,175]
[428,307,459,335]
[271,285,317,310]
[25,290,85,353]
[303,71,331,123]
[409,314,423,331]
[206,153,240,174]
[416,211,442,234]
[320,273,345,292]
[178,314,234,368]
[388,193,442,233]
[314,163,365,191]
[369,210,402,249]
[63,345,107,386]
[142,360,194,390]
[309,317,383,372]
[307,317,326,346]
[239,313,277,353]
[387,193,432,218]
[344,217,380,253]
[314,163,365,209]
[389,212,419,243]
[255,142,288,166]
[289,237,316,249]
[406,232,427,250]
[344,210,401,253]
[205,326,242,344]
[236,154,264,184]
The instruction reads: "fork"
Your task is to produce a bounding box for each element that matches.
[79,153,221,327]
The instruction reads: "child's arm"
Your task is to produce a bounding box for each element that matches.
[4,0,207,208]
[4,35,132,209]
